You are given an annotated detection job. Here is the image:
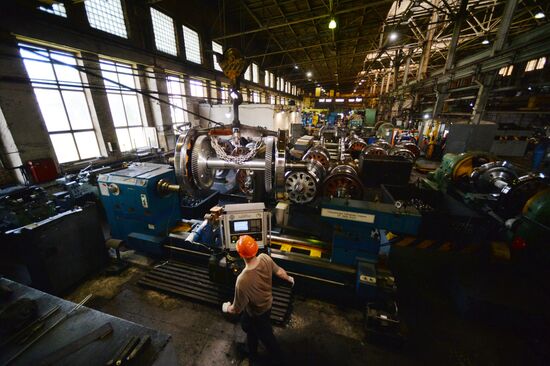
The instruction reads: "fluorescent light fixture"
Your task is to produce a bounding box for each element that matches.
[481,39,490,45]
[335,98,344,103]
[389,32,398,41]
[355,98,362,102]
[319,98,325,102]
[534,11,545,19]
[328,18,337,29]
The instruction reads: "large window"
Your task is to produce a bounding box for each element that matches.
[100,59,152,152]
[38,3,67,17]
[525,57,546,72]
[252,63,259,83]
[19,43,101,163]
[189,79,206,97]
[264,71,270,87]
[212,41,223,72]
[270,73,275,89]
[252,91,260,103]
[244,65,251,81]
[182,25,202,64]
[85,0,128,38]
[166,75,189,132]
[150,8,177,56]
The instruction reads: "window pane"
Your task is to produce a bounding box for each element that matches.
[151,8,178,56]
[129,127,147,148]
[116,128,132,152]
[51,52,81,86]
[85,0,128,38]
[74,131,101,159]
[50,133,79,163]
[34,89,70,132]
[182,25,201,64]
[62,91,93,130]
[22,58,56,82]
[99,60,119,89]
[39,3,67,17]
[107,93,127,127]
[170,97,185,122]
[212,41,223,71]
[116,64,135,90]
[122,94,142,126]
[190,79,204,97]
[144,127,159,148]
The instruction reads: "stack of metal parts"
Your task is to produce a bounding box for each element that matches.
[138,261,293,325]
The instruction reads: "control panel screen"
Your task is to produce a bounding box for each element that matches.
[233,220,249,232]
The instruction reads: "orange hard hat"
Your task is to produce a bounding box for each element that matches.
[236,235,258,258]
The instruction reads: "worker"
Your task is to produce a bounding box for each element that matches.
[222,235,294,364]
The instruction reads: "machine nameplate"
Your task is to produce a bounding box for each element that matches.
[321,208,375,223]
[108,176,138,186]
[99,183,110,196]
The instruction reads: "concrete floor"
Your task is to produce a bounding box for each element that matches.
[66,246,550,366]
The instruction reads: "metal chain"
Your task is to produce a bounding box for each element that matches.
[210,136,263,164]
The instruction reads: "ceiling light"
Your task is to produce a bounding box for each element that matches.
[294,65,299,69]
[481,39,490,45]
[353,89,356,92]
[423,113,430,119]
[306,71,312,78]
[534,11,545,19]
[328,18,337,29]
[389,32,398,41]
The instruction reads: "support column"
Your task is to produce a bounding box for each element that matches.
[0,33,56,174]
[80,52,119,154]
[417,1,440,81]
[144,67,175,151]
[444,0,469,73]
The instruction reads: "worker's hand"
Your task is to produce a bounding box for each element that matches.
[222,302,231,313]
[287,276,295,287]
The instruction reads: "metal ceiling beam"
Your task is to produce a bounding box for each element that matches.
[212,0,395,41]
[237,0,297,65]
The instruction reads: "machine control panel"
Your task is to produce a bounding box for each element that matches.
[221,203,270,250]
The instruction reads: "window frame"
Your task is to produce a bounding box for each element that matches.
[84,0,129,39]
[19,43,103,163]
[182,24,202,64]
[99,58,153,152]
[212,41,223,72]
[150,7,178,56]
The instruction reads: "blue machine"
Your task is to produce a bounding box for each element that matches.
[97,163,181,255]
[321,198,422,298]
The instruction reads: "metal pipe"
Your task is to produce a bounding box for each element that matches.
[268,234,329,249]
[206,158,266,170]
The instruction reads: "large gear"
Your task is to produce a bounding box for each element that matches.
[174,128,199,194]
[274,130,288,199]
[191,135,216,190]
[265,136,275,193]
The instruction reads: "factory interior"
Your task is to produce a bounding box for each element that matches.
[1,0,550,365]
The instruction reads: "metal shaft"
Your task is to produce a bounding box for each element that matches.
[206,158,266,170]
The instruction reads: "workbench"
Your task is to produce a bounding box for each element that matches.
[0,278,176,366]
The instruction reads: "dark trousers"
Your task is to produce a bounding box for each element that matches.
[241,309,282,361]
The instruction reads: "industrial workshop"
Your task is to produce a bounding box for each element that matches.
[0,0,549,365]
